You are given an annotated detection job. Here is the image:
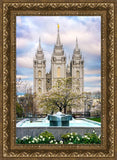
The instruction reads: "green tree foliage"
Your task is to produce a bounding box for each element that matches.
[16,102,23,117]
[36,78,82,114]
[24,93,33,116]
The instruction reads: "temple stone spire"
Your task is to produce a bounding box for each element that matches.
[53,24,64,56]
[38,37,42,52]
[33,37,46,98]
[56,24,61,46]
[51,24,66,87]
[75,37,78,51]
[36,37,44,60]
[72,37,80,59]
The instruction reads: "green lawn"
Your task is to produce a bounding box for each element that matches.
[87,117,101,122]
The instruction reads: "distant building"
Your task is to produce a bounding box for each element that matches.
[83,91,101,116]
[33,25,84,114]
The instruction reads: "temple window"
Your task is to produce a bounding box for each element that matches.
[76,71,80,78]
[38,70,42,78]
[38,87,41,93]
[57,67,61,77]
[38,80,41,85]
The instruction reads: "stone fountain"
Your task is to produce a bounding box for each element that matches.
[48,112,72,126]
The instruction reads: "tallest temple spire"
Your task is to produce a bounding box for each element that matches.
[56,24,61,46]
[53,24,64,56]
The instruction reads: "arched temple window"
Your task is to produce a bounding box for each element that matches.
[38,71,42,78]
[76,71,80,78]
[57,67,61,77]
[38,80,41,86]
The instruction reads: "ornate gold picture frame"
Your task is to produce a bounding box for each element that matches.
[0,0,117,159]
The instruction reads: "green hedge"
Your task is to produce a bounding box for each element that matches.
[16,131,101,144]
[61,131,101,144]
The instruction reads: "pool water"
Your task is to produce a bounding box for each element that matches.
[16,118,101,127]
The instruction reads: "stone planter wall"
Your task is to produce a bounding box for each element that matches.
[16,127,101,140]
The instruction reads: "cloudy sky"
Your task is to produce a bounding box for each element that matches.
[16,16,101,94]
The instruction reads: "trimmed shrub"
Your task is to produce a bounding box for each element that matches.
[16,131,101,144]
[61,131,101,144]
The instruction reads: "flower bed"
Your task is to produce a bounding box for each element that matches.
[16,131,101,144]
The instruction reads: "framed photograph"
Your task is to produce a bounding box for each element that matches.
[16,15,102,144]
[0,0,117,159]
